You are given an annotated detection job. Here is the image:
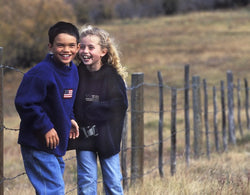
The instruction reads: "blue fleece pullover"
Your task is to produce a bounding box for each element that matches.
[15,54,79,156]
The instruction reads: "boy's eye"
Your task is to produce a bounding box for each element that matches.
[69,44,76,48]
[56,43,76,48]
[57,44,64,47]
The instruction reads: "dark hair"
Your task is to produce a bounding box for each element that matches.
[48,21,79,44]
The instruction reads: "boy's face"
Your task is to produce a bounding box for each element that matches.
[48,33,80,66]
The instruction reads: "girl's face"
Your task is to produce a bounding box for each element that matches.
[79,35,107,72]
[48,33,80,66]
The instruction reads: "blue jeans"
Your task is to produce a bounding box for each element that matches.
[21,145,65,195]
[76,150,124,195]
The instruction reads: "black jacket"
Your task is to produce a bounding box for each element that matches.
[68,63,128,158]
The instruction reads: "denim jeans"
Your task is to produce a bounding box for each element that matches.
[76,150,124,195]
[21,145,65,195]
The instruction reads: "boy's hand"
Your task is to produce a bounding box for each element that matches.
[45,128,59,149]
[69,119,79,139]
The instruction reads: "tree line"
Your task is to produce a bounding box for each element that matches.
[67,0,250,23]
[0,0,249,69]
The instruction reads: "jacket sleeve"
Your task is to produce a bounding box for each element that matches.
[84,75,128,123]
[15,75,54,135]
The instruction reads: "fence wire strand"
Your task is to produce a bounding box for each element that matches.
[0,64,25,74]
[1,64,249,194]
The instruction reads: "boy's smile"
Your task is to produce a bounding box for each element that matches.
[49,33,80,66]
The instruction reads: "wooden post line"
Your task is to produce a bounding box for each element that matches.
[170,87,177,176]
[131,73,144,185]
[213,86,219,153]
[227,71,236,145]
[220,80,228,152]
[0,47,4,195]
[157,71,164,177]
[203,79,210,160]
[244,78,250,130]
[192,76,202,159]
[121,113,128,191]
[237,79,243,137]
[184,65,190,166]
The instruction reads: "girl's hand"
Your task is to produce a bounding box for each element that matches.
[69,119,79,139]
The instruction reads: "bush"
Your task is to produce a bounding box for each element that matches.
[0,0,76,68]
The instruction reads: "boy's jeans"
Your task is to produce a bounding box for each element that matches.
[21,145,65,195]
[76,150,124,195]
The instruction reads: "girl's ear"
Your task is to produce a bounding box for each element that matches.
[101,48,108,57]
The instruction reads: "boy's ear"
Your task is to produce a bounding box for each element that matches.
[48,43,52,51]
[77,43,81,52]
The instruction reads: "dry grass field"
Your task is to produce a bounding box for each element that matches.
[2,8,250,195]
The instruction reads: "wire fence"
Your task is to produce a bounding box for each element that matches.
[0,54,250,194]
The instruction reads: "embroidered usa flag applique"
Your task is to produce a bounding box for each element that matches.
[63,89,73,99]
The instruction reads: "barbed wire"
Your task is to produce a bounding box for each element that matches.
[2,64,249,92]
[0,64,25,74]
[0,125,216,191]
[1,64,249,193]
[0,172,26,185]
[0,126,185,186]
[3,125,19,131]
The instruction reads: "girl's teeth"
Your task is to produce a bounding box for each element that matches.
[83,55,91,59]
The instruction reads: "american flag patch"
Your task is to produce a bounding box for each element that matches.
[63,89,73,99]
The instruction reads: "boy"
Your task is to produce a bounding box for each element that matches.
[15,21,80,194]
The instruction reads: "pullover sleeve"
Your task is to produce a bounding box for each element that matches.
[15,75,54,135]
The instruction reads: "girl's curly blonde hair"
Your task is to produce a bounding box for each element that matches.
[79,25,128,80]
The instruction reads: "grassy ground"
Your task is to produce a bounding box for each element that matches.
[2,8,250,195]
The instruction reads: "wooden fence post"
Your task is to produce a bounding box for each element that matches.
[244,78,250,130]
[184,65,190,166]
[220,81,227,152]
[203,79,210,160]
[192,76,202,159]
[131,73,144,184]
[213,86,219,152]
[121,113,128,191]
[0,47,4,195]
[237,79,243,137]
[157,71,164,178]
[227,71,236,145]
[170,87,177,176]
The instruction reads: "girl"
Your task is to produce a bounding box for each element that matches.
[68,25,128,195]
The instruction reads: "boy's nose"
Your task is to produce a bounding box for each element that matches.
[63,46,70,51]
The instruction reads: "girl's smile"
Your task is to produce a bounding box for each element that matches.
[79,35,107,72]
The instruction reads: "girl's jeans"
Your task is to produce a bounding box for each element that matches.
[21,145,65,195]
[76,150,124,195]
